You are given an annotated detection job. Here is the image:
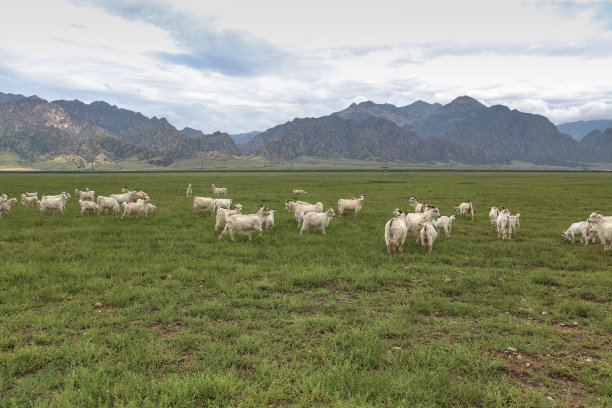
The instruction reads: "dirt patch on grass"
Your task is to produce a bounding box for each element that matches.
[493,348,594,407]
[151,322,183,338]
[178,352,192,372]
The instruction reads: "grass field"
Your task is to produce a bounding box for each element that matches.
[0,171,610,407]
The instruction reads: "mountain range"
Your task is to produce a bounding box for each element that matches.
[1,91,611,169]
[0,93,238,167]
[557,120,612,141]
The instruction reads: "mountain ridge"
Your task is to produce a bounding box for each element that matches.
[1,91,609,168]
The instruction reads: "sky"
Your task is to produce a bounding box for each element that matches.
[1,0,612,134]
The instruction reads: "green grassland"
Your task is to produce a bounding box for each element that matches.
[6,151,612,172]
[0,171,610,407]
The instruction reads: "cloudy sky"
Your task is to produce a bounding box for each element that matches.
[1,0,611,133]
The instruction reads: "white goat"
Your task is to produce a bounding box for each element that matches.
[110,191,136,204]
[21,194,39,208]
[295,202,324,227]
[121,199,149,220]
[562,221,591,246]
[489,206,499,227]
[97,196,120,214]
[408,197,430,213]
[455,202,474,220]
[40,193,70,214]
[219,206,270,241]
[75,188,94,201]
[509,214,521,233]
[211,184,227,196]
[420,221,438,252]
[404,207,441,242]
[42,192,71,200]
[262,209,276,230]
[338,194,365,217]
[293,189,308,195]
[214,203,243,231]
[0,198,18,216]
[496,209,512,240]
[587,212,612,251]
[147,203,157,213]
[285,200,310,220]
[24,192,38,198]
[193,196,216,214]
[300,208,336,235]
[79,199,98,215]
[432,215,455,237]
[186,183,192,197]
[129,191,150,203]
[213,198,233,211]
[384,212,412,254]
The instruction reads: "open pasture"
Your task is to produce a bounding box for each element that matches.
[1,171,611,407]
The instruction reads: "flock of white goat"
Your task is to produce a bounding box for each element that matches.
[0,187,155,220]
[2,181,611,253]
[188,183,366,240]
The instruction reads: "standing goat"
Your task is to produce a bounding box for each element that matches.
[455,202,474,220]
[337,194,365,217]
[212,184,227,196]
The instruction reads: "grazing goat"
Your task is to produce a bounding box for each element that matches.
[489,206,499,227]
[211,184,227,196]
[432,215,455,237]
[121,199,149,220]
[79,199,98,215]
[215,203,243,231]
[193,196,215,214]
[219,206,270,241]
[455,202,474,220]
[40,193,70,214]
[338,194,365,217]
[293,189,308,195]
[420,220,438,252]
[300,208,335,235]
[97,196,120,214]
[147,203,157,213]
[186,183,192,197]
[587,212,612,251]
[562,221,591,246]
[0,198,18,216]
[24,192,38,198]
[75,188,94,201]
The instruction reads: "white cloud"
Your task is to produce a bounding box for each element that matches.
[0,0,611,133]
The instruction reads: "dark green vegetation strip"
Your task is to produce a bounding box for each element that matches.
[1,172,610,407]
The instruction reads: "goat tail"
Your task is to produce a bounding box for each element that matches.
[384,220,394,246]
